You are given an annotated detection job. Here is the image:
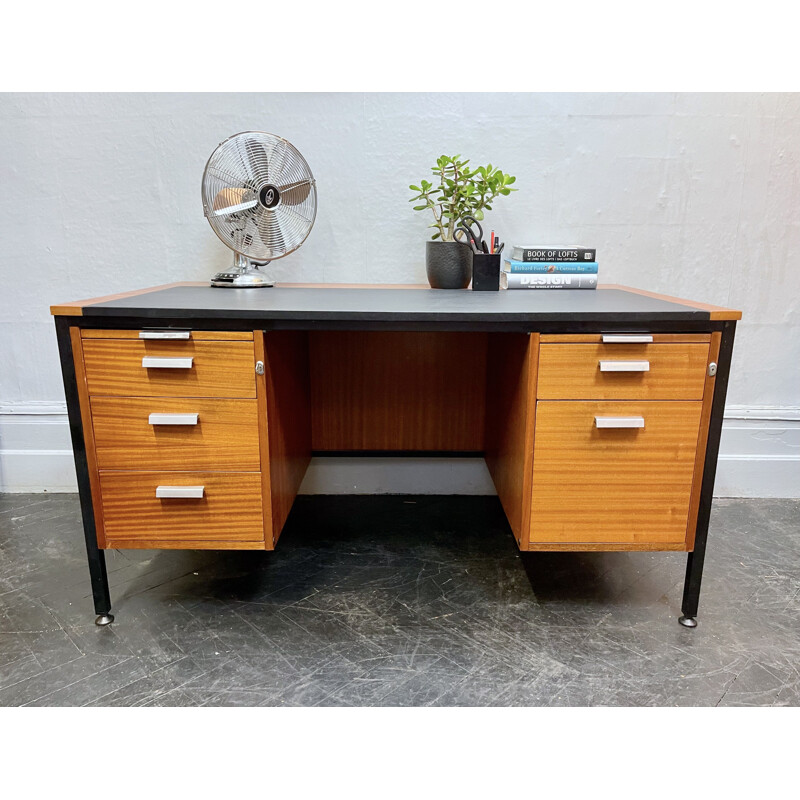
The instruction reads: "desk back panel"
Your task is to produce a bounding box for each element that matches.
[309,332,488,452]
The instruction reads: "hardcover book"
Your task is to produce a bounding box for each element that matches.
[510,245,596,262]
[504,259,598,274]
[504,273,598,290]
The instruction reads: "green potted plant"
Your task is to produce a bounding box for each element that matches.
[410,155,516,289]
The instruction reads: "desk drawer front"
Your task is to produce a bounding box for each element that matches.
[537,341,709,400]
[81,329,254,341]
[91,397,261,470]
[530,400,703,544]
[82,339,256,398]
[99,471,265,545]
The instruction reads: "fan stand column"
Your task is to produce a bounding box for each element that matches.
[210,253,274,288]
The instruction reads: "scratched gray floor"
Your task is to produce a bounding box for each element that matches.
[0,493,798,706]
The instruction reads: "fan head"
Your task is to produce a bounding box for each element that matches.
[201,131,317,264]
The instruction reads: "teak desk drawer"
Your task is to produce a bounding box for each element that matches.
[81,329,253,341]
[99,471,265,546]
[81,339,256,398]
[91,397,261,471]
[530,400,703,545]
[537,342,710,400]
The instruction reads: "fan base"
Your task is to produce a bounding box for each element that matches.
[210,270,274,288]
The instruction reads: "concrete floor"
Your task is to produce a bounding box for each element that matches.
[0,493,798,706]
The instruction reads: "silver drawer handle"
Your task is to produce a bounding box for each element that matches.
[601,334,653,343]
[599,360,650,372]
[595,416,645,429]
[142,356,194,369]
[148,413,198,426]
[139,330,191,340]
[156,485,204,499]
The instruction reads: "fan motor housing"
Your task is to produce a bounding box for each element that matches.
[258,184,281,210]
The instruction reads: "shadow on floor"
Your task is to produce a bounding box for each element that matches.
[1,493,798,707]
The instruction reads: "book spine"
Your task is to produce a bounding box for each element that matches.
[504,260,598,274]
[505,273,598,289]
[511,247,596,262]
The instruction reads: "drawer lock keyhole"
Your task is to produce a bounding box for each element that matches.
[708,362,717,377]
[255,361,265,375]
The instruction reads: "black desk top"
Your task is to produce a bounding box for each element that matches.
[54,284,739,327]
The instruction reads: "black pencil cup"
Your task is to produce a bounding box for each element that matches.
[471,253,502,291]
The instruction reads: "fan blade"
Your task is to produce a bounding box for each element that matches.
[206,164,254,190]
[211,187,257,216]
[245,138,271,183]
[256,211,286,254]
[266,139,292,183]
[279,179,313,206]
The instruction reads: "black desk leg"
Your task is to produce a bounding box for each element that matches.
[679,320,736,628]
[54,317,114,626]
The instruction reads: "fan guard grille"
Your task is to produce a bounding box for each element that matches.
[201,131,317,262]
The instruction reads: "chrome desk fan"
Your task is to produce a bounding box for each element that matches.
[201,131,317,287]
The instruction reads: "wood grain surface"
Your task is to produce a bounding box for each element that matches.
[70,327,107,547]
[537,342,709,400]
[526,542,688,552]
[81,329,253,341]
[310,331,488,451]
[530,400,703,545]
[90,397,261,471]
[484,333,538,547]
[259,330,312,546]
[82,339,256,398]
[101,537,268,550]
[99,471,265,545]
[539,334,711,344]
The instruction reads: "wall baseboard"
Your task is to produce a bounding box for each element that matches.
[298,457,496,495]
[1,406,797,497]
[711,407,799,498]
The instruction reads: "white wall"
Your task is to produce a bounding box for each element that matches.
[1,93,797,495]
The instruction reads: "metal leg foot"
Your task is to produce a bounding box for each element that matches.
[95,614,115,626]
[681,549,705,630]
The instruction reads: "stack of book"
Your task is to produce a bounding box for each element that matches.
[502,245,598,290]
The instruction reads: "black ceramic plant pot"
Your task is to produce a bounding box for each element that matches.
[426,241,473,289]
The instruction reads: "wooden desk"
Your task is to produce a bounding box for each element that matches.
[51,283,741,628]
